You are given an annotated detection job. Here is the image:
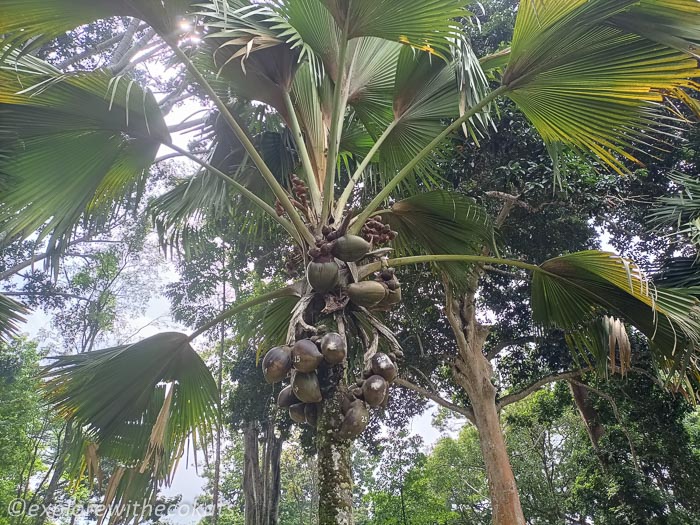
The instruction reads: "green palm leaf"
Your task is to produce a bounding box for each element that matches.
[531,250,700,374]
[382,190,497,287]
[42,332,218,484]
[0,55,169,253]
[0,0,191,50]
[321,0,467,56]
[0,294,28,341]
[502,0,700,174]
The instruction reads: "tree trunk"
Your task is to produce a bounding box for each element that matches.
[317,389,354,525]
[262,423,283,525]
[243,422,262,525]
[569,380,607,469]
[445,288,525,525]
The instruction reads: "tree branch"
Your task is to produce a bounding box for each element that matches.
[497,367,592,410]
[486,335,535,360]
[394,377,475,423]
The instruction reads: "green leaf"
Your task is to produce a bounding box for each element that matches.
[503,0,700,175]
[321,0,468,56]
[0,56,169,254]
[42,332,218,483]
[0,0,191,49]
[383,190,497,287]
[0,294,28,342]
[531,250,700,375]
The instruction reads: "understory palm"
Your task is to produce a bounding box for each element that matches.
[1,1,700,524]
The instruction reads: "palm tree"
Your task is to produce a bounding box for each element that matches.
[1,1,700,523]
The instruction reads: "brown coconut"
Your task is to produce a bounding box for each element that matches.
[292,339,324,372]
[262,346,292,384]
[292,371,323,403]
[362,375,388,407]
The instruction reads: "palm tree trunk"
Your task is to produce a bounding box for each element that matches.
[445,288,525,525]
[317,388,354,525]
[243,422,262,525]
[262,422,283,524]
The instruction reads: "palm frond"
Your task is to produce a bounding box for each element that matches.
[0,0,190,51]
[502,0,700,175]
[43,332,218,485]
[0,294,28,341]
[382,190,497,288]
[320,0,467,56]
[531,250,700,376]
[648,172,700,231]
[0,55,168,254]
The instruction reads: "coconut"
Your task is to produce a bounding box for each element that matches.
[262,346,292,384]
[320,332,347,364]
[339,401,370,439]
[371,353,398,383]
[347,281,387,308]
[292,371,323,403]
[306,261,339,293]
[292,339,324,372]
[289,403,307,424]
[332,235,371,262]
[362,375,388,407]
[277,385,299,408]
[304,403,319,426]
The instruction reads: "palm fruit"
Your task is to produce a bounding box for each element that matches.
[306,261,339,293]
[375,287,402,309]
[339,400,370,439]
[347,281,387,308]
[292,339,324,372]
[362,375,388,407]
[305,403,318,426]
[277,385,299,408]
[289,403,307,424]
[262,346,292,384]
[320,332,347,364]
[371,353,398,383]
[292,371,323,403]
[332,234,371,262]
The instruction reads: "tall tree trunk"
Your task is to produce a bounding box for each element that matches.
[317,388,354,525]
[262,422,283,525]
[445,288,525,525]
[243,422,262,525]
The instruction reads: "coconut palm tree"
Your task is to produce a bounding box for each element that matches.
[1,1,700,523]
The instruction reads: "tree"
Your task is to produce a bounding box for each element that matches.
[2,1,700,524]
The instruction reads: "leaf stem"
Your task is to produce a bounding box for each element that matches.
[188,285,299,341]
[349,84,510,235]
[282,90,322,218]
[164,143,302,246]
[321,24,352,224]
[334,120,398,219]
[358,254,539,278]
[167,41,316,246]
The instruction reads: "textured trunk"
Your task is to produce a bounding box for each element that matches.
[445,288,525,525]
[262,423,283,525]
[569,381,607,469]
[243,423,263,525]
[317,389,354,525]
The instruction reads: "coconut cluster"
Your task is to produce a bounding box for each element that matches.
[262,333,347,425]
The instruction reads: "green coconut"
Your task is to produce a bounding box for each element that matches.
[292,339,324,372]
[289,403,307,424]
[347,281,387,308]
[320,332,347,364]
[306,261,340,293]
[292,371,323,403]
[362,375,388,407]
[262,346,292,384]
[332,235,371,262]
[371,353,398,383]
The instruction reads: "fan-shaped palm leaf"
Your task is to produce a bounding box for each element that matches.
[381,190,497,287]
[502,0,700,175]
[42,332,218,484]
[0,55,169,255]
[531,250,700,373]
